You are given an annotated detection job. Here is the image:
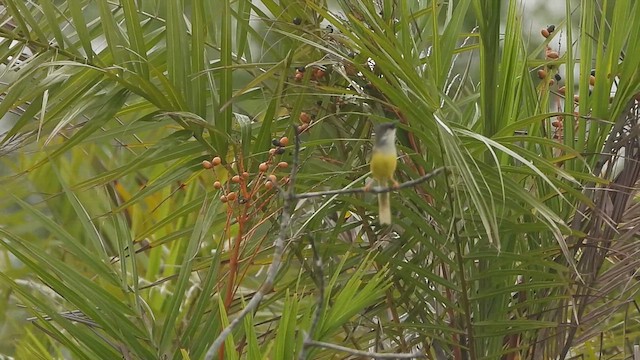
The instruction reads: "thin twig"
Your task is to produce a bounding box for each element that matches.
[297,236,325,360]
[439,134,476,359]
[304,339,425,359]
[294,167,447,200]
[204,128,303,360]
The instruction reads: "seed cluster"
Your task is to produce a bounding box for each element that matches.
[202,136,291,204]
[287,14,401,144]
[535,24,580,141]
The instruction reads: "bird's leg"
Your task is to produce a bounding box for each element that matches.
[364,179,375,192]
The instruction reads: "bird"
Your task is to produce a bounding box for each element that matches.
[369,122,398,225]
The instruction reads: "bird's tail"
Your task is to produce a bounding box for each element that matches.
[378,192,391,225]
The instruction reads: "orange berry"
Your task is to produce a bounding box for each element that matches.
[589,75,595,86]
[220,195,228,203]
[537,69,547,79]
[277,161,288,168]
[294,72,304,81]
[546,51,559,59]
[259,162,269,172]
[279,136,289,146]
[549,79,555,86]
[231,175,241,183]
[298,123,309,133]
[212,156,222,166]
[264,181,274,190]
[202,160,213,169]
[242,172,249,179]
[541,28,550,38]
[213,181,222,189]
[299,112,311,123]
[267,174,277,183]
[269,148,276,155]
[227,192,237,201]
[313,68,326,80]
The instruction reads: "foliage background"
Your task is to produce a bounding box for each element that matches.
[1,0,640,359]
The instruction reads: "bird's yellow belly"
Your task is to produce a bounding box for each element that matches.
[370,153,397,181]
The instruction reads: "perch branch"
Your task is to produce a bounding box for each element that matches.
[304,339,425,359]
[293,166,446,200]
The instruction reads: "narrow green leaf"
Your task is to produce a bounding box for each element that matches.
[121,0,149,78]
[97,0,126,65]
[40,0,68,51]
[67,0,94,61]
[165,0,189,109]
[8,1,48,42]
[158,198,218,352]
[191,0,207,118]
[34,88,129,167]
[216,0,233,156]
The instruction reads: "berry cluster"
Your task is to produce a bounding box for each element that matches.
[202,136,290,204]
[535,24,579,141]
[297,112,312,133]
[540,24,555,39]
[202,136,293,311]
[294,66,326,82]
[536,25,614,142]
[536,25,561,85]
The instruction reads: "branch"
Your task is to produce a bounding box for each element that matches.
[294,167,447,200]
[304,339,425,359]
[204,128,303,360]
[296,235,324,360]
